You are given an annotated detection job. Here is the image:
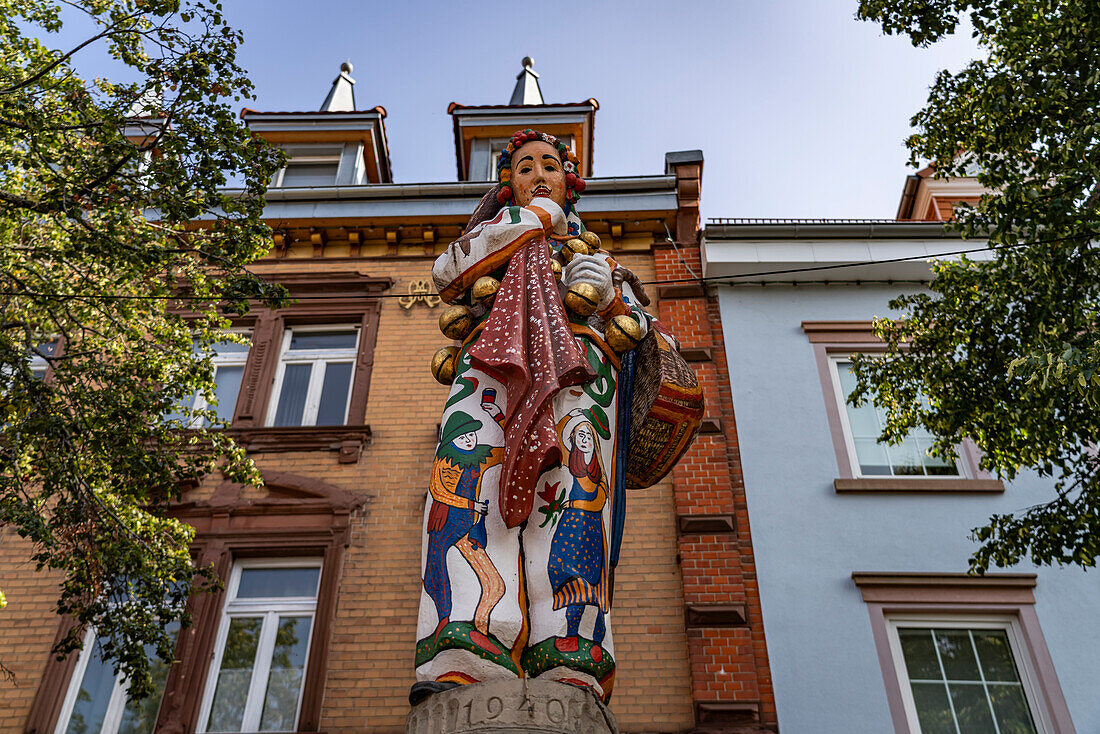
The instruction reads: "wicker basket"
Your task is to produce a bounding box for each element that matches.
[625,329,705,489]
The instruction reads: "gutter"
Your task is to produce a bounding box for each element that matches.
[705,220,962,240]
[227,175,676,203]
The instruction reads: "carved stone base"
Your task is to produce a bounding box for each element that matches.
[405,679,619,734]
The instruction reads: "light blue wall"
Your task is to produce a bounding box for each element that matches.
[717,284,1100,734]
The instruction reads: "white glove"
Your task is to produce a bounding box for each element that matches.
[564,254,615,310]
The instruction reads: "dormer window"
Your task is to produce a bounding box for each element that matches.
[273,145,345,187]
[449,58,595,182]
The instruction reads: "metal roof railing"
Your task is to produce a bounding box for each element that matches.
[707,217,914,225]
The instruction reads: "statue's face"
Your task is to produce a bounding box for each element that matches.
[454,432,478,451]
[510,140,566,208]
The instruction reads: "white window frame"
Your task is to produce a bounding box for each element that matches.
[53,626,174,734]
[265,325,359,427]
[272,145,344,187]
[828,355,967,478]
[885,614,1053,734]
[196,558,322,734]
[28,340,57,379]
[191,333,251,427]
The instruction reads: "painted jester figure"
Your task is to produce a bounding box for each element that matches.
[414,130,654,703]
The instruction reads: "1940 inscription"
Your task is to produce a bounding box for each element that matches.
[405,679,618,734]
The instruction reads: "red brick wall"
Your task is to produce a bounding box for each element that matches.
[653,153,777,732]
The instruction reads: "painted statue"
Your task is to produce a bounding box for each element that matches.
[413,129,657,704]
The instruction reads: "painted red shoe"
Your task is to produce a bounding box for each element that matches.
[469,630,502,656]
[554,636,580,653]
[590,644,603,663]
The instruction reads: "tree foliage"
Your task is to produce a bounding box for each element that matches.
[853,0,1100,572]
[0,0,285,697]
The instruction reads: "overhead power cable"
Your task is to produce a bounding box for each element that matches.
[0,232,1090,302]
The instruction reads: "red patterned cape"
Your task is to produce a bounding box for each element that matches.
[467,238,595,527]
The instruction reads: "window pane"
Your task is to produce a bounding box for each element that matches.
[837,363,882,437]
[315,362,352,426]
[63,638,115,734]
[116,623,180,734]
[212,339,250,355]
[887,440,926,476]
[852,438,891,475]
[206,617,263,732]
[212,365,244,424]
[917,437,959,476]
[948,682,997,732]
[989,684,1037,734]
[845,402,881,438]
[280,163,338,187]
[935,629,982,681]
[288,331,357,351]
[237,567,320,599]
[258,616,313,732]
[899,628,941,680]
[273,364,312,427]
[973,630,1020,682]
[910,682,956,734]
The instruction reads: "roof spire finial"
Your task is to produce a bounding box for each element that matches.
[321,60,356,112]
[509,55,544,106]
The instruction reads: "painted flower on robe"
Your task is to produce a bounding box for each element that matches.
[537,480,567,528]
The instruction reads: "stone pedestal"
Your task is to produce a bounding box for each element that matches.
[406,679,618,734]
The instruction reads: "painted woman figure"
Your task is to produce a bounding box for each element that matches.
[549,409,610,657]
[415,129,652,703]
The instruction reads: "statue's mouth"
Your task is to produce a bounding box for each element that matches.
[532,185,551,197]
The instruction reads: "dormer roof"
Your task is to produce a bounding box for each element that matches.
[895,165,988,221]
[241,62,392,184]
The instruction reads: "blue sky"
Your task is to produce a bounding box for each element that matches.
[81,0,981,218]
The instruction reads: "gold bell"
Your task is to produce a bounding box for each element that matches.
[439,305,474,341]
[470,276,500,308]
[606,314,644,353]
[550,259,563,281]
[563,282,601,317]
[561,238,591,262]
[579,230,602,251]
[431,346,460,385]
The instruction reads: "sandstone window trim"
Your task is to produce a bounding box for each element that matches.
[225,271,391,462]
[195,558,323,733]
[852,572,1074,734]
[801,321,1001,493]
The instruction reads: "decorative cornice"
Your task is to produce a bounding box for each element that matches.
[852,572,1037,605]
[800,320,881,343]
[228,425,371,463]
